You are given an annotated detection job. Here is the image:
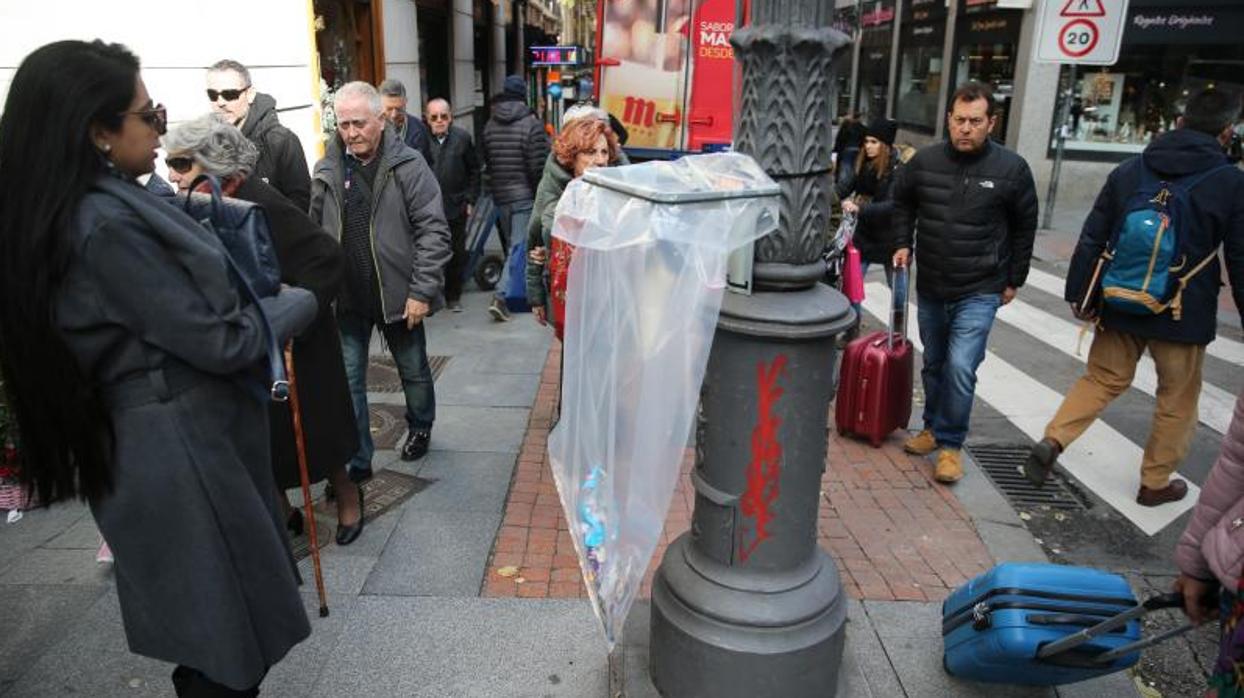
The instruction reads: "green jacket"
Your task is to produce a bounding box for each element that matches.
[524,151,630,309]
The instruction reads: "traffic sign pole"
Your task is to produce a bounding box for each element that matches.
[1043,63,1077,230]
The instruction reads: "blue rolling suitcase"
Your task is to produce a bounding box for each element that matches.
[942,562,1191,686]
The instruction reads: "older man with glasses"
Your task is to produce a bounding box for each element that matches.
[206,58,311,211]
[424,98,480,312]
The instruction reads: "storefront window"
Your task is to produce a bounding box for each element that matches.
[832,7,859,119]
[856,1,896,122]
[1049,3,1244,159]
[894,0,947,133]
[952,1,1021,144]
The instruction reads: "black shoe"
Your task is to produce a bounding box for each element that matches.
[286,508,304,537]
[335,486,366,546]
[1137,479,1189,507]
[347,467,373,484]
[1023,438,1062,487]
[401,430,431,461]
[489,298,511,322]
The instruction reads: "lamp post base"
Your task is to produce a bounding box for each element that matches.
[650,534,848,698]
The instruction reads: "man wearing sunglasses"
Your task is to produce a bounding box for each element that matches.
[425,98,480,313]
[207,58,311,211]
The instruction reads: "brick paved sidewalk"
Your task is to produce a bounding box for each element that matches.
[482,344,994,602]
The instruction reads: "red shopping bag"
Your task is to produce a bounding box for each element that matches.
[843,242,865,304]
[549,237,576,340]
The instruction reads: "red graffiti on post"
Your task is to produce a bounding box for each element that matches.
[738,354,787,563]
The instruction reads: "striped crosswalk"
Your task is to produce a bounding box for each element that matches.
[856,268,1244,536]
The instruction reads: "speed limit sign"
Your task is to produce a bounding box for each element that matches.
[1058,19,1099,58]
[1035,0,1128,65]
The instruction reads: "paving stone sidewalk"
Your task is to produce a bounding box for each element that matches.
[482,343,996,603]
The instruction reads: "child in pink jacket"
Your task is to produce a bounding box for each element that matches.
[1175,386,1244,696]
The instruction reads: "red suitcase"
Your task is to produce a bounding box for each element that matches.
[835,266,912,447]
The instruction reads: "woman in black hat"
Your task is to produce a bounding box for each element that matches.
[840,117,902,286]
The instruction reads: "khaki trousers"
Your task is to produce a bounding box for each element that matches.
[1044,327,1205,490]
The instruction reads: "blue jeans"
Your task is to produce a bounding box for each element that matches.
[916,292,1002,449]
[338,312,436,472]
[495,201,532,302]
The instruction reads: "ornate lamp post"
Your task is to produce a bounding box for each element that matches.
[647,2,854,696]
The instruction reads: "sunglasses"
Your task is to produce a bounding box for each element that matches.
[206,86,250,102]
[120,103,167,135]
[428,113,450,122]
[165,156,195,174]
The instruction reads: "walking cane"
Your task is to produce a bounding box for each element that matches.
[284,341,329,618]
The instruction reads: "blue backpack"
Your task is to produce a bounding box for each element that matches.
[1098,164,1231,320]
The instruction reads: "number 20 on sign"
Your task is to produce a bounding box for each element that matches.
[1034,0,1130,65]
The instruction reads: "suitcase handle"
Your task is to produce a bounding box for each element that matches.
[887,263,909,351]
[1035,592,1188,661]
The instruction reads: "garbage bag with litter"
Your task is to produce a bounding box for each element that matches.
[547,152,780,647]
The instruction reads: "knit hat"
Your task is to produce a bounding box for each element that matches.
[502,75,526,98]
[865,118,898,146]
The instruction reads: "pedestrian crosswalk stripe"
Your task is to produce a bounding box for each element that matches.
[861,282,1198,536]
[1024,268,1244,366]
[996,297,1237,435]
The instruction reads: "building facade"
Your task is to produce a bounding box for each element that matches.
[834,0,1243,216]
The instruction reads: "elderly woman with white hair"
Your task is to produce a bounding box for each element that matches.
[163,115,365,545]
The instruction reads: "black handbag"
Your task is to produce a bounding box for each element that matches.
[180,175,288,401]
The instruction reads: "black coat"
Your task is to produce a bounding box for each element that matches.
[833,120,866,159]
[892,140,1038,300]
[241,93,312,212]
[843,151,900,265]
[482,96,550,205]
[1065,128,1244,345]
[235,177,359,488]
[430,125,482,221]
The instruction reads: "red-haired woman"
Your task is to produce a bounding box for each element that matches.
[525,114,622,338]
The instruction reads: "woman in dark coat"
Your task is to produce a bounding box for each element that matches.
[0,41,316,695]
[163,114,364,545]
[840,118,903,285]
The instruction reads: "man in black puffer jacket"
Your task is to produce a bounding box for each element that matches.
[891,82,1038,484]
[207,59,311,211]
[481,75,550,320]
[1025,89,1244,507]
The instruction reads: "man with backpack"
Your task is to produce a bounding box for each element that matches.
[1025,89,1244,507]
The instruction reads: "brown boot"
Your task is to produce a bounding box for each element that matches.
[1136,480,1188,507]
[934,448,964,484]
[904,429,938,456]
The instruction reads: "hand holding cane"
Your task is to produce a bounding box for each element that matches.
[285,340,329,617]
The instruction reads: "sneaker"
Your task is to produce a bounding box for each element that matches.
[489,298,510,322]
[904,429,938,456]
[449,300,464,313]
[1136,479,1188,507]
[401,429,431,461]
[1023,437,1061,487]
[934,448,964,483]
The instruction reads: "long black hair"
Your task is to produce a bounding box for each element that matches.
[0,40,140,503]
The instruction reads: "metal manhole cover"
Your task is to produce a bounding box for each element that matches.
[369,404,408,450]
[967,444,1088,511]
[367,355,451,393]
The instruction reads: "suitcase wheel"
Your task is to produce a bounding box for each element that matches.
[474,254,504,291]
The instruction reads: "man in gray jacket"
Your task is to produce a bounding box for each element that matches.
[310,81,451,477]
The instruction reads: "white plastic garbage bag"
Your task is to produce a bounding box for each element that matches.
[547,153,780,648]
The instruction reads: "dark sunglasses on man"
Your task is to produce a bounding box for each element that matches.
[165,156,195,174]
[120,103,167,135]
[206,86,250,102]
[427,113,450,122]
